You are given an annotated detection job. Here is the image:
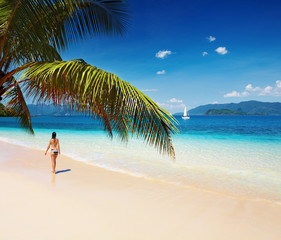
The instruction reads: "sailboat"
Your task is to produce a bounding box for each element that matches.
[182,107,190,120]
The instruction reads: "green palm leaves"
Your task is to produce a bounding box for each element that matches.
[5,77,34,134]
[0,0,130,65]
[21,60,178,157]
[0,0,178,159]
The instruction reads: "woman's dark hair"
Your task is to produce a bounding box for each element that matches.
[52,132,56,139]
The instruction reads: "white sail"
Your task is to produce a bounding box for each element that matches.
[182,107,190,120]
[183,107,187,117]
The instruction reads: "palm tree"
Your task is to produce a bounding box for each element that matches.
[0,0,178,158]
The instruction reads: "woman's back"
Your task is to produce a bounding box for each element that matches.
[50,138,58,150]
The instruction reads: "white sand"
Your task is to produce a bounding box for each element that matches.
[0,141,281,240]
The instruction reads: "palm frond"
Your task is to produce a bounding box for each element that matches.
[20,60,178,158]
[0,0,130,67]
[3,76,34,134]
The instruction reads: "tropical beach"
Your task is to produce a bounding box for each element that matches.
[1,141,281,240]
[1,0,281,239]
[1,115,281,239]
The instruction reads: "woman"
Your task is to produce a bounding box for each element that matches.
[45,132,60,174]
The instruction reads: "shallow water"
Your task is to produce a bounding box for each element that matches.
[0,115,281,203]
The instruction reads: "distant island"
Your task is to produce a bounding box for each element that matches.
[174,101,281,116]
[204,109,267,115]
[205,109,247,115]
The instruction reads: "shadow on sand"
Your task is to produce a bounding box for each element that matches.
[51,169,71,185]
[56,169,71,174]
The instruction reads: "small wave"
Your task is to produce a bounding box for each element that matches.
[1,136,281,206]
[0,136,45,151]
[0,136,149,180]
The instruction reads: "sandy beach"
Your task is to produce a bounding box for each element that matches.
[1,141,281,240]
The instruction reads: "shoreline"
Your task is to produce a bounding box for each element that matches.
[0,138,280,206]
[1,141,281,239]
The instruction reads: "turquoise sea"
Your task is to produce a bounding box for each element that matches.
[0,115,281,203]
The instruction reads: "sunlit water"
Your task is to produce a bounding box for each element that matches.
[0,115,281,203]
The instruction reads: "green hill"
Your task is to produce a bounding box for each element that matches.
[205,109,247,115]
[181,101,281,115]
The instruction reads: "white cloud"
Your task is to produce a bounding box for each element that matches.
[259,86,273,95]
[155,50,172,59]
[157,98,190,113]
[224,91,241,97]
[168,98,183,103]
[241,91,250,97]
[156,70,166,75]
[212,101,218,104]
[141,89,159,92]
[245,84,262,92]
[276,80,281,88]
[224,80,281,98]
[224,91,249,98]
[215,47,228,55]
[207,36,216,42]
[202,51,208,56]
[157,102,185,111]
[245,84,252,91]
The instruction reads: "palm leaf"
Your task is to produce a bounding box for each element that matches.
[3,77,34,134]
[0,0,130,67]
[19,60,178,158]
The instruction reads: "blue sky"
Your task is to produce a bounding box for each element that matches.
[62,0,281,113]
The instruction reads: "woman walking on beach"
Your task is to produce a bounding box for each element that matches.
[45,132,60,174]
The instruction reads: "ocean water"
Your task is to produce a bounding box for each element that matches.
[0,115,281,203]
